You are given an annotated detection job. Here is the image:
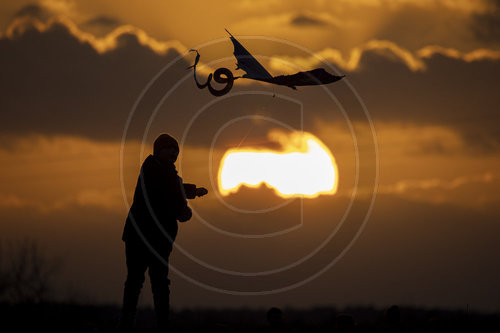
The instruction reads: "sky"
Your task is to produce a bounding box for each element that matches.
[1,0,500,312]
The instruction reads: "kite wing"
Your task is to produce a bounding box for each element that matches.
[269,68,345,88]
[225,30,344,89]
[226,29,273,80]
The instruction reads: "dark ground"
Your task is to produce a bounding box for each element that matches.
[1,302,499,332]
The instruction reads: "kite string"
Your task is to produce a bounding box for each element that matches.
[236,121,255,149]
[235,87,276,149]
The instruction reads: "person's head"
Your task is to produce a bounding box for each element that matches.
[153,134,179,163]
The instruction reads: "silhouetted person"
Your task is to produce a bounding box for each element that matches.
[119,134,208,332]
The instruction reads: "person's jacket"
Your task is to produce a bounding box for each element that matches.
[122,154,196,252]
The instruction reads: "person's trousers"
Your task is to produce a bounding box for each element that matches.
[120,240,171,331]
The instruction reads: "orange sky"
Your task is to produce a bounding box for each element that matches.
[0,0,499,311]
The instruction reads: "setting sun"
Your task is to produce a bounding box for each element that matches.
[218,130,338,198]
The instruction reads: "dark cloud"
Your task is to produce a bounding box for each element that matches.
[344,51,500,152]
[1,19,499,153]
[83,15,121,28]
[290,14,327,27]
[12,3,51,21]
[472,0,500,45]
[0,21,187,141]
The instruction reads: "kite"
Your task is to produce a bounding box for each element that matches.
[187,29,345,96]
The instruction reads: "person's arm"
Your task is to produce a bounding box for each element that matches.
[183,183,208,199]
[165,172,192,222]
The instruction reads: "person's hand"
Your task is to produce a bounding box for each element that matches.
[178,206,192,222]
[195,187,208,197]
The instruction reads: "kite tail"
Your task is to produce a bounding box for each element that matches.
[187,49,235,97]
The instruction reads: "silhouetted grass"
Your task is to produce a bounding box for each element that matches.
[0,302,499,333]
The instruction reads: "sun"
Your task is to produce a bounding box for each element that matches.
[218,129,338,198]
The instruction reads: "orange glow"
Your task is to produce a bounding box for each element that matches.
[218,130,338,198]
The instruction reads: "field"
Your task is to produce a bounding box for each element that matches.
[1,303,499,332]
